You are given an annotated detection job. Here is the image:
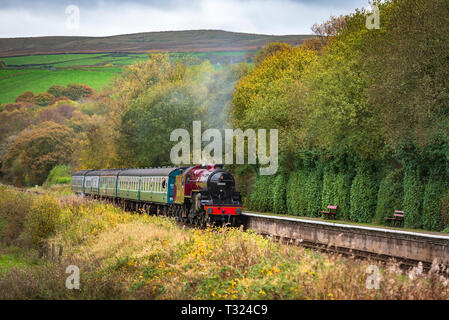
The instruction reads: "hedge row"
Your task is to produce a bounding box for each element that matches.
[247,157,449,232]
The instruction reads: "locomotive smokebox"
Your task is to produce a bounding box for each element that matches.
[207,170,235,200]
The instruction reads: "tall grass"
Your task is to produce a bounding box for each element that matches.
[0,185,448,299]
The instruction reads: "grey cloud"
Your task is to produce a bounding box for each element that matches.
[0,0,370,37]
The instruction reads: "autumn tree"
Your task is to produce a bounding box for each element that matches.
[47,85,65,98]
[36,103,76,124]
[61,84,94,101]
[232,44,317,151]
[15,91,35,104]
[3,122,74,185]
[33,92,55,106]
[254,42,293,65]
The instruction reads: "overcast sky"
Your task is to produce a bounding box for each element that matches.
[0,0,370,38]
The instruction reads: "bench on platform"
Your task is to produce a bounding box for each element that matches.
[320,205,338,219]
[385,210,404,227]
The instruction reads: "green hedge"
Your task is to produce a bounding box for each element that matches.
[304,168,323,217]
[349,163,378,223]
[321,166,336,213]
[334,170,353,220]
[44,165,72,187]
[422,178,447,231]
[286,169,308,216]
[246,146,449,233]
[286,166,322,217]
[374,168,403,224]
[272,174,287,213]
[248,175,274,212]
[402,166,423,229]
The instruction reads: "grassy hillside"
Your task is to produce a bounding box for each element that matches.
[0,30,313,57]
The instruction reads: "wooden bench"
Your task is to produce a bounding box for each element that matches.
[385,210,404,227]
[320,205,338,219]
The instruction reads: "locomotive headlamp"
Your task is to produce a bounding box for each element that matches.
[235,208,242,214]
[207,208,213,214]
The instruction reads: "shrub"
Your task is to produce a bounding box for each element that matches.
[55,177,71,185]
[44,165,72,187]
[24,195,61,246]
[422,179,448,231]
[62,84,94,101]
[334,171,353,220]
[3,103,23,111]
[374,168,404,224]
[286,169,308,216]
[349,163,378,223]
[402,166,423,228]
[15,91,35,104]
[304,167,323,217]
[321,166,337,212]
[33,92,55,106]
[272,174,287,213]
[0,187,32,245]
[248,175,274,212]
[47,85,65,98]
[285,165,322,217]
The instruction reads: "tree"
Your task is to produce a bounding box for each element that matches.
[3,122,74,185]
[254,42,292,65]
[33,92,55,106]
[365,0,449,148]
[15,91,35,104]
[61,84,94,101]
[232,44,316,151]
[36,103,76,124]
[47,85,65,98]
[311,15,347,47]
[117,82,204,167]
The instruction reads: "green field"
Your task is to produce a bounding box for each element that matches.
[0,51,252,104]
[0,53,148,103]
[0,69,119,103]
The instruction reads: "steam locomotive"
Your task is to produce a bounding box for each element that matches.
[72,164,243,226]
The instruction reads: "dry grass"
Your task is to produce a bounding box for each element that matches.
[0,185,449,300]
